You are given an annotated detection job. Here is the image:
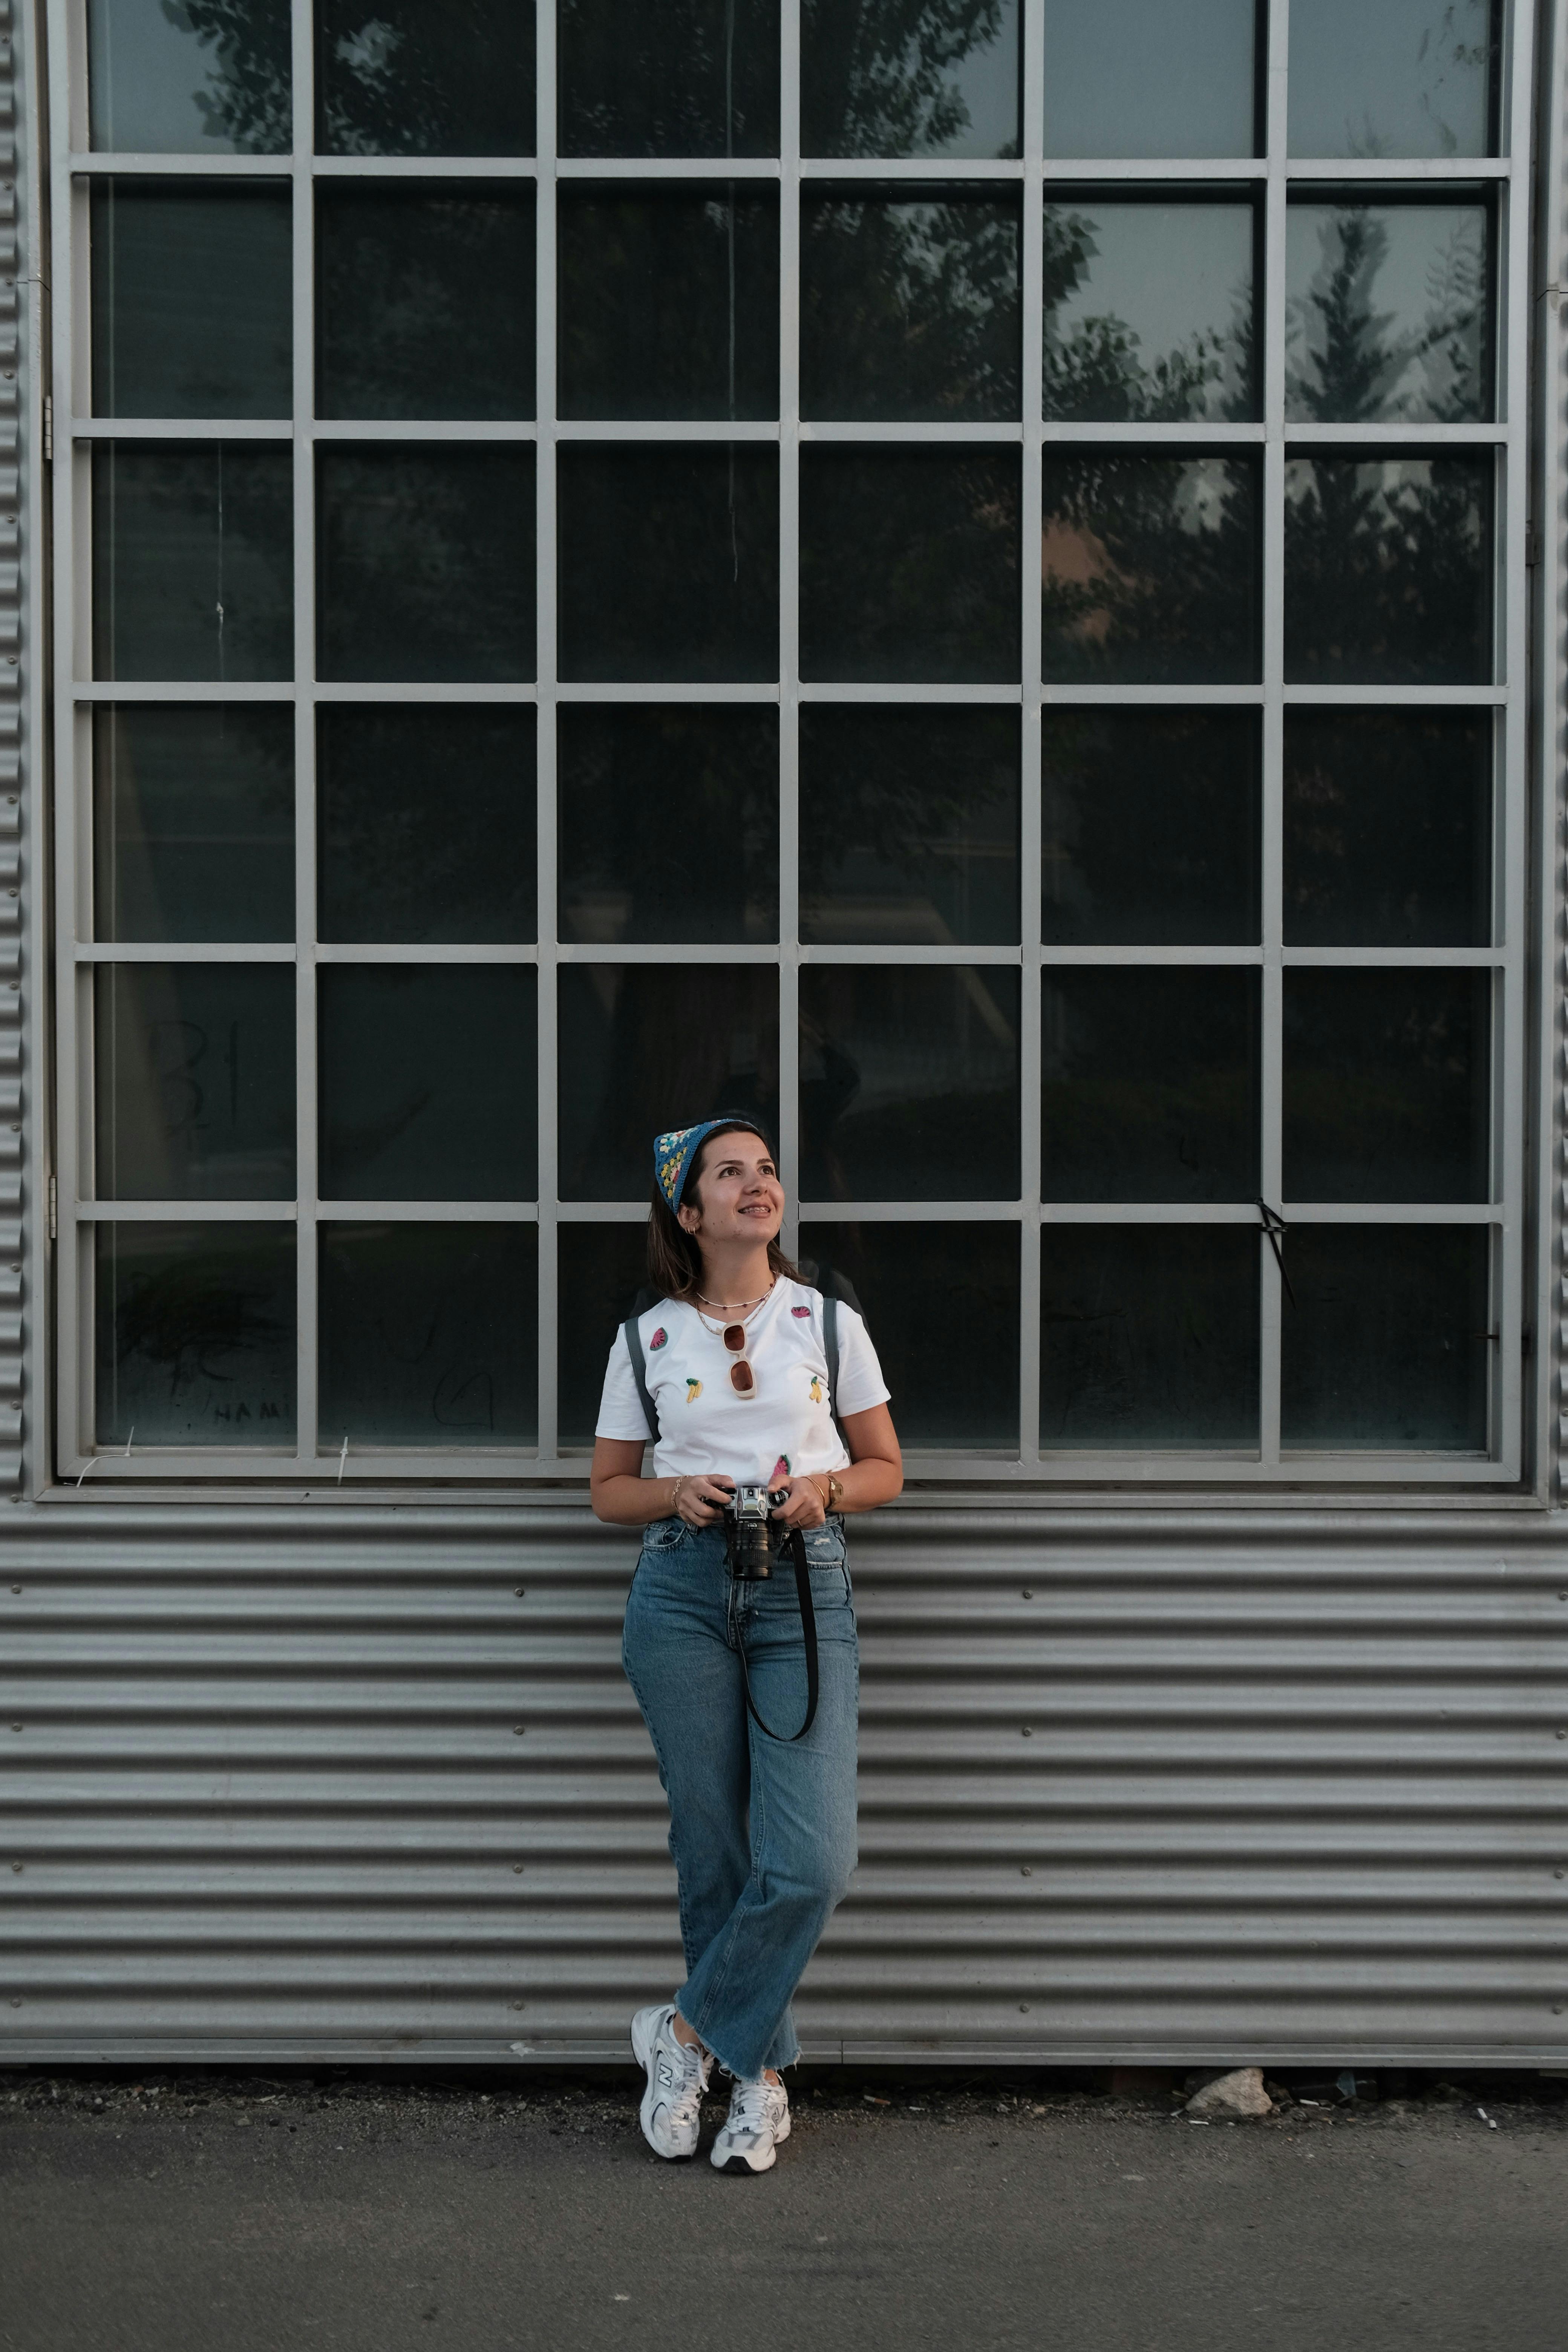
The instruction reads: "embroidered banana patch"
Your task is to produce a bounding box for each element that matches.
[808,1374,825,1405]
[685,1378,703,1404]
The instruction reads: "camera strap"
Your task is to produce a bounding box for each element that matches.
[738,1527,819,1744]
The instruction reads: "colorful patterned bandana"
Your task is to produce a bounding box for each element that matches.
[653,1115,770,1213]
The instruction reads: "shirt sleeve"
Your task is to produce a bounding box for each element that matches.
[831,1302,891,1417]
[595,1326,656,1442]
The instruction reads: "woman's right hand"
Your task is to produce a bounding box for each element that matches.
[672,1473,735,1527]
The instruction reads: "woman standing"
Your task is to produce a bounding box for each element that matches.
[591,1116,903,2174]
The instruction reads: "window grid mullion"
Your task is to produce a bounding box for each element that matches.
[1017,0,1045,1470]
[777,0,802,1251]
[535,0,560,1464]
[1258,0,1291,1471]
[291,0,318,1471]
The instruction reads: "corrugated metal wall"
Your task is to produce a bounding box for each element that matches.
[3,1502,1566,2069]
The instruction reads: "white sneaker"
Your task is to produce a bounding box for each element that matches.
[710,2076,791,2174]
[631,2003,711,2161]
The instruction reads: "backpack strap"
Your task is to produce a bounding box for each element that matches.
[823,1291,845,1447]
[620,1315,659,1444]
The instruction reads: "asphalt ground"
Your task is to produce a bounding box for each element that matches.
[3,2068,1566,2352]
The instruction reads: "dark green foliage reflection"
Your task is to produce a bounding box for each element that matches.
[1040,452,1260,684]
[800,705,1019,946]
[802,0,1020,159]
[1042,201,1256,423]
[1286,199,1490,424]
[1283,710,1491,948]
[317,184,536,421]
[1283,454,1492,684]
[559,0,780,158]
[559,706,778,945]
[315,0,534,155]
[800,446,1020,681]
[92,444,293,682]
[93,703,294,943]
[89,0,291,153]
[318,707,537,945]
[802,189,1020,421]
[1041,709,1260,946]
[91,179,292,418]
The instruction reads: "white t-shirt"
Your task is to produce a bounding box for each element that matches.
[594,1277,890,1482]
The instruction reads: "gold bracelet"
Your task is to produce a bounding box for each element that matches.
[671,1475,686,1515]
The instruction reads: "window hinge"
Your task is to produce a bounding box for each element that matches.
[1526,525,1542,568]
[41,394,51,466]
[46,1173,55,1243]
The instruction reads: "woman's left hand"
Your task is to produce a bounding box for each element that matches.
[769,1473,828,1530]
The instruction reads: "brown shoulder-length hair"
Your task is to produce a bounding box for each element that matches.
[647,1120,801,1302]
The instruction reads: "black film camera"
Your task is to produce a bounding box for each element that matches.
[722,1484,790,1579]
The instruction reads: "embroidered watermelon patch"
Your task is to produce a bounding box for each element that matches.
[649,1327,668,1350]
[791,1305,811,1318]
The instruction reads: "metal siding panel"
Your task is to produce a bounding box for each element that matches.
[2,1505,1567,2069]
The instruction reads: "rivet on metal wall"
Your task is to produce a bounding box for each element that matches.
[1021,1587,1033,1598]
[513,1586,525,1596]
[1020,1866,1031,1877]
[513,1864,523,1874]
[1021,1726,1031,1737]
[513,1725,525,1736]
[1018,2003,1030,2013]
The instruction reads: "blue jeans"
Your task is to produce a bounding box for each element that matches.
[621,1515,860,2082]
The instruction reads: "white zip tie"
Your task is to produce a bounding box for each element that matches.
[337,1434,348,1484]
[124,1426,134,1456]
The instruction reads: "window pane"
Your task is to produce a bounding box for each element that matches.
[1042,0,1257,159]
[1283,970,1490,1204]
[798,1221,1019,1448]
[1280,1226,1489,1450]
[318,967,537,1201]
[315,0,535,156]
[558,1222,654,1445]
[1286,199,1491,423]
[1283,454,1493,685]
[93,703,294,943]
[88,0,291,153]
[800,446,1020,683]
[558,186,779,422]
[1041,453,1260,684]
[1041,1226,1259,1447]
[559,0,780,159]
[316,184,535,422]
[95,1222,296,1446]
[94,962,296,1200]
[1287,0,1498,159]
[91,180,292,418]
[557,965,779,1200]
[799,705,1020,946]
[1283,709,1491,948]
[319,1223,538,1446]
[801,190,1020,423]
[92,444,293,682]
[317,447,536,683]
[1043,199,1257,423]
[558,705,777,944]
[318,706,536,945]
[1042,709,1260,947]
[557,446,779,683]
[1041,968,1260,1203]
[802,0,1020,159]
[799,966,1021,1202]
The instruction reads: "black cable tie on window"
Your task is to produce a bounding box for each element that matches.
[1257,1198,1297,1310]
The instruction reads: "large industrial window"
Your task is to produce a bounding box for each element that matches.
[51,0,1532,1484]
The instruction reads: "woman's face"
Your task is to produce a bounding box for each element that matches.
[680,1130,785,1247]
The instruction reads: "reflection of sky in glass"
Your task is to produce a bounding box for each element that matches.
[933,0,1020,157]
[1288,0,1495,158]
[88,0,289,152]
[1044,202,1254,420]
[1043,0,1256,159]
[1286,202,1489,421]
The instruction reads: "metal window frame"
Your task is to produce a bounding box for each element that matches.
[42,0,1540,1491]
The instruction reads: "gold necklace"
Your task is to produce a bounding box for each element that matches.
[694,1280,774,1314]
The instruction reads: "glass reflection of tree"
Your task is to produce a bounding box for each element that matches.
[804,193,1019,421]
[159,0,290,148]
[559,0,780,156]
[1042,210,1254,424]
[1283,207,1490,684]
[802,0,1015,157]
[1040,452,1259,684]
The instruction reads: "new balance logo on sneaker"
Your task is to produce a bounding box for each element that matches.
[631,2003,711,2161]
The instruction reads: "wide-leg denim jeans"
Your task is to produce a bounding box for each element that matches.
[620,1515,860,2083]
